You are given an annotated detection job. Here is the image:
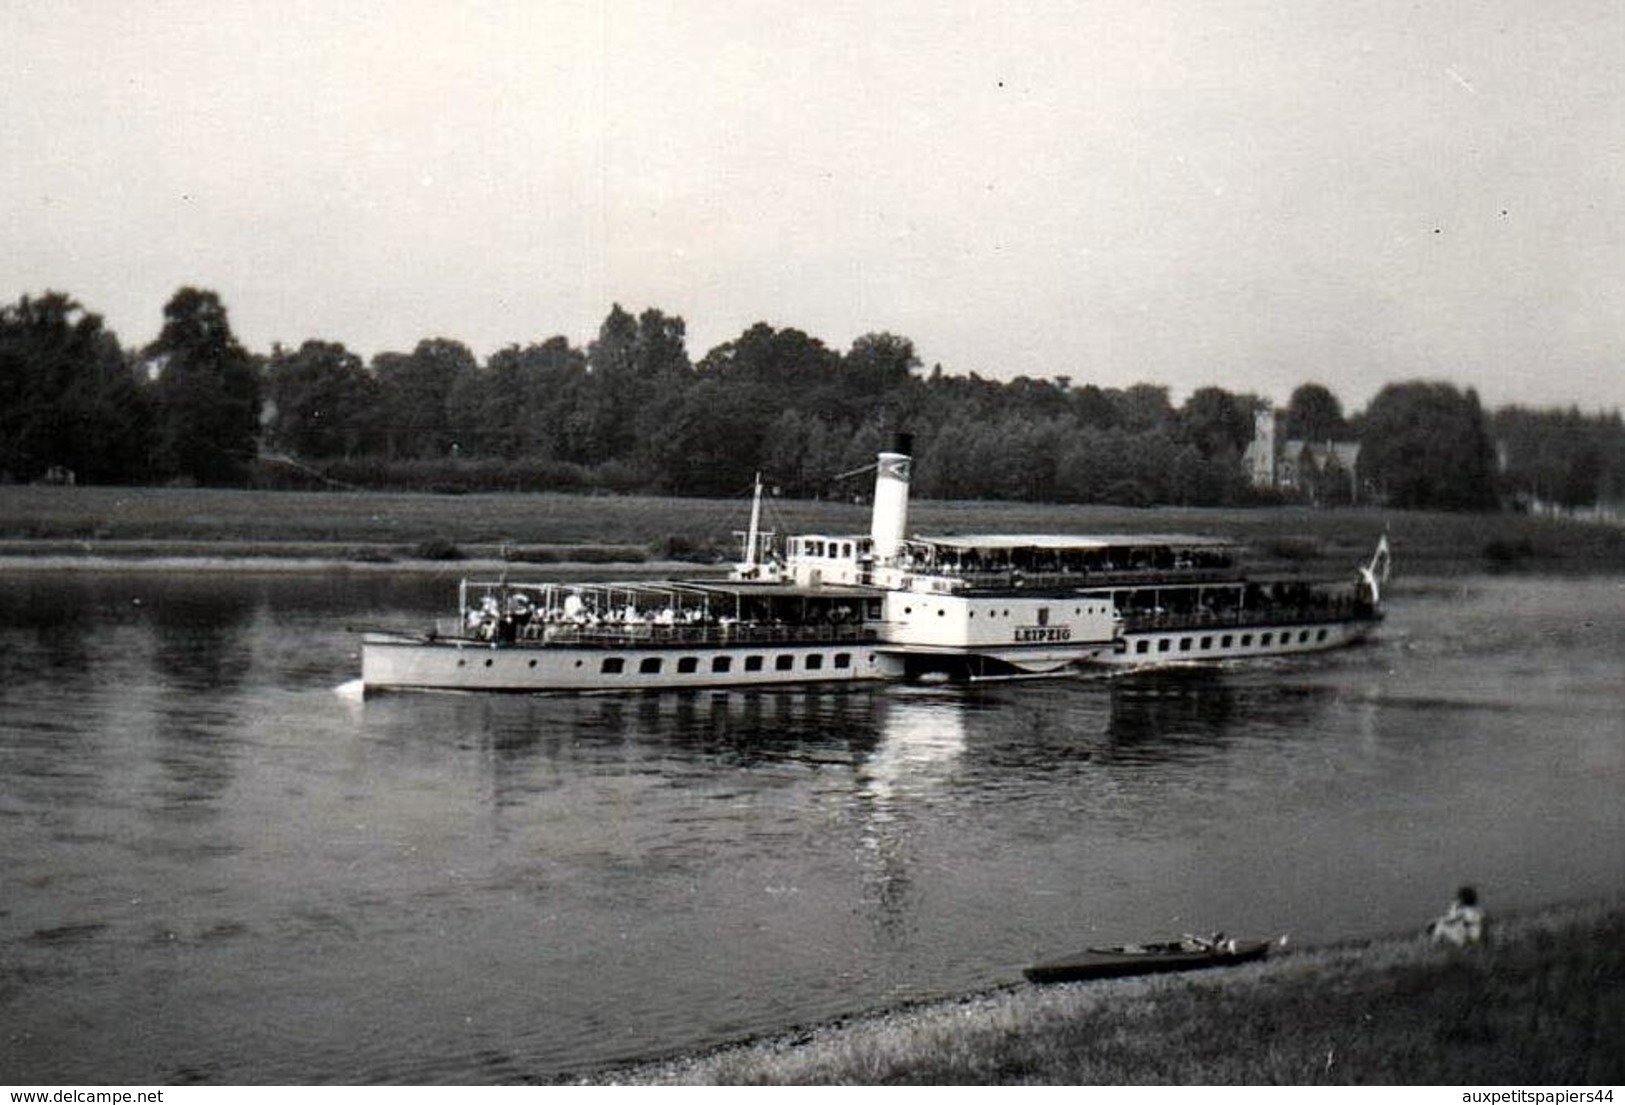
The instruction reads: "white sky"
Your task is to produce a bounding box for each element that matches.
[5,0,1623,412]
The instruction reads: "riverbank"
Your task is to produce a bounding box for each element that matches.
[585,899,1624,1085]
[2,484,1622,575]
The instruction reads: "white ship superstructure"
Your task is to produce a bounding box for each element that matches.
[359,434,1386,693]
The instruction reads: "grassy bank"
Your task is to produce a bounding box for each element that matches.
[590,900,1624,1085]
[2,484,1622,573]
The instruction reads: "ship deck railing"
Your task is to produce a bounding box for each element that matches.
[432,619,880,649]
[1120,601,1377,633]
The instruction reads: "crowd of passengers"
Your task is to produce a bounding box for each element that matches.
[899,545,1236,577]
[463,592,863,643]
[1116,583,1373,627]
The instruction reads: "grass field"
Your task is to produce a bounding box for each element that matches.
[2,484,1622,573]
[589,900,1625,1085]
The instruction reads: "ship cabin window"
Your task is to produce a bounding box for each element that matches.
[1241,634,1253,647]
[834,653,852,669]
[1200,636,1213,650]
[775,654,795,671]
[1299,630,1311,643]
[1221,635,1233,648]
[1260,633,1273,646]
[1136,640,1150,654]
[677,657,698,674]
[1158,639,1171,653]
[805,654,824,670]
[745,655,764,672]
[1179,638,1192,652]
[1037,607,1050,627]
[1317,629,1329,642]
[601,657,625,674]
[639,657,662,674]
[712,656,733,673]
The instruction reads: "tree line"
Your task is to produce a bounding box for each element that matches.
[3,287,1622,513]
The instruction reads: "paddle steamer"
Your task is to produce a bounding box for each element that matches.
[359,435,1386,693]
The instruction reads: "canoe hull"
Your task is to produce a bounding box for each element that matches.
[1024,939,1273,984]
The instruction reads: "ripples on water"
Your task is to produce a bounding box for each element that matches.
[1,572,1621,1083]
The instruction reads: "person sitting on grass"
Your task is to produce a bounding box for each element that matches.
[1428,885,1486,947]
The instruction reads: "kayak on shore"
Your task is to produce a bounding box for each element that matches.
[1024,933,1279,984]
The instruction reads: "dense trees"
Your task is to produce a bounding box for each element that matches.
[1493,406,1625,510]
[0,293,151,483]
[3,287,1621,515]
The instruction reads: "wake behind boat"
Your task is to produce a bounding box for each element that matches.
[358,434,1389,694]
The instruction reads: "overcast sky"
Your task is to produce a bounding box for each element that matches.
[6,0,1623,412]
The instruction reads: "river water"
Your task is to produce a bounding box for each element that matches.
[1,568,1621,1084]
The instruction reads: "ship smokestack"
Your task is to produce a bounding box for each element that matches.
[870,432,913,562]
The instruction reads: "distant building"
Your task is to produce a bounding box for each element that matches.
[1242,407,1362,504]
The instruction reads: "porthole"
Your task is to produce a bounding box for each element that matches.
[484,658,494,667]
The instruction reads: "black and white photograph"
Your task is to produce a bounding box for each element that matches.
[2,0,1622,1090]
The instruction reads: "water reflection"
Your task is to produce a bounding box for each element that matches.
[145,580,261,812]
[4,570,1621,1084]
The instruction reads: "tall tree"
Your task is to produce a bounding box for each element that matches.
[145,287,261,485]
[1283,382,1349,441]
[372,338,476,459]
[1178,386,1258,457]
[1359,381,1498,510]
[264,340,377,459]
[582,304,694,462]
[0,292,151,483]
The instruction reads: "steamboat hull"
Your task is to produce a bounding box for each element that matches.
[361,632,899,695]
[1105,612,1381,666]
